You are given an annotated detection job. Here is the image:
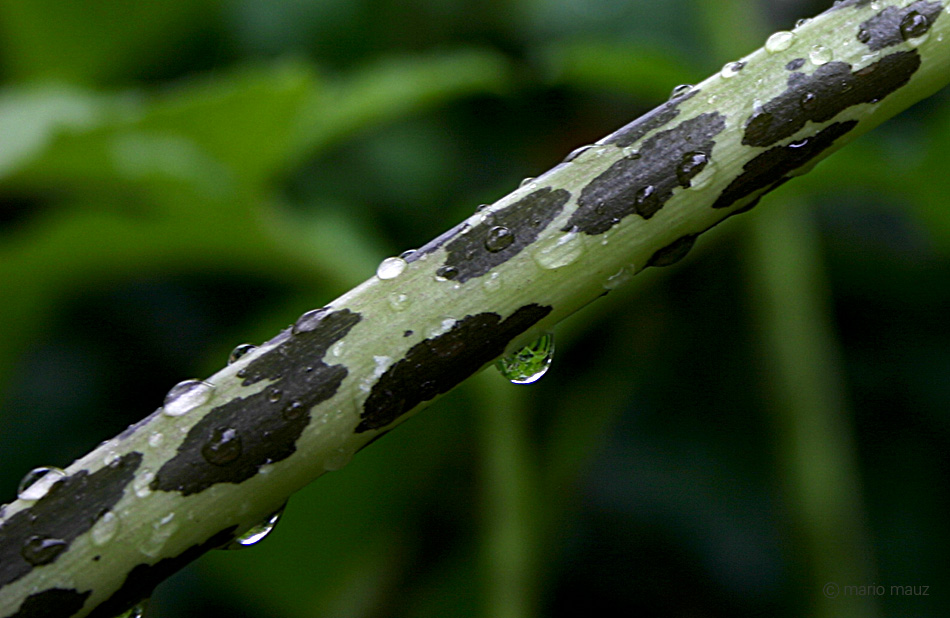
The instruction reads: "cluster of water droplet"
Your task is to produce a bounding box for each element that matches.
[495,333,555,385]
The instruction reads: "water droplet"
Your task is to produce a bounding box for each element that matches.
[201,427,242,466]
[857,28,872,44]
[533,230,584,270]
[496,333,555,385]
[293,307,329,334]
[21,535,67,565]
[604,268,633,290]
[900,10,930,41]
[799,91,818,111]
[330,340,345,358]
[134,470,155,498]
[116,599,149,618]
[676,151,709,186]
[162,379,214,417]
[223,505,285,549]
[148,433,164,448]
[563,144,595,162]
[323,447,355,471]
[376,256,407,280]
[399,249,417,260]
[483,271,502,291]
[720,61,746,78]
[795,18,810,29]
[484,226,515,252]
[870,0,883,9]
[635,185,655,206]
[228,344,257,365]
[435,265,459,281]
[91,511,120,546]
[17,467,66,501]
[388,292,411,312]
[267,387,282,403]
[669,84,693,99]
[142,513,177,558]
[475,203,490,213]
[282,400,305,420]
[808,45,833,66]
[519,177,535,187]
[765,30,795,53]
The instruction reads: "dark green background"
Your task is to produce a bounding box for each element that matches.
[1,0,948,616]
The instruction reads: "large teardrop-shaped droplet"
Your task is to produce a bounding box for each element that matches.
[17,467,66,501]
[495,333,555,385]
[21,535,68,565]
[162,380,214,417]
[222,504,286,550]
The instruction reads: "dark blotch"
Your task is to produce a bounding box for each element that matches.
[786,58,806,71]
[84,527,237,618]
[857,1,943,50]
[440,187,571,283]
[357,304,552,432]
[742,51,921,147]
[601,88,699,147]
[714,121,859,211]
[151,309,361,496]
[567,112,727,235]
[647,234,699,267]
[0,453,142,589]
[8,588,91,618]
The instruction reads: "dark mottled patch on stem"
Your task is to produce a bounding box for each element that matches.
[440,188,571,283]
[566,112,727,235]
[714,120,859,210]
[647,234,699,267]
[7,588,91,618]
[151,310,361,496]
[357,304,552,432]
[857,1,943,50]
[601,88,698,147]
[743,51,921,147]
[0,453,142,589]
[84,526,237,618]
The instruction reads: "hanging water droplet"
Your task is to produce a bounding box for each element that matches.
[201,427,242,466]
[720,61,745,78]
[293,307,329,334]
[134,470,155,498]
[91,511,120,546]
[323,446,355,471]
[21,535,67,566]
[669,84,693,99]
[765,30,795,53]
[223,504,286,550]
[496,333,555,385]
[435,265,459,281]
[17,467,66,501]
[519,177,535,187]
[533,230,584,270]
[376,256,407,280]
[484,226,515,252]
[116,599,149,618]
[900,10,930,41]
[388,292,411,312]
[676,151,709,186]
[808,45,833,66]
[162,379,214,417]
[148,433,164,448]
[228,344,257,365]
[799,91,818,111]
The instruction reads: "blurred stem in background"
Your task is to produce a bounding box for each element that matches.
[746,196,876,618]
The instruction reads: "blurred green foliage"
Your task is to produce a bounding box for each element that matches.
[1,1,948,617]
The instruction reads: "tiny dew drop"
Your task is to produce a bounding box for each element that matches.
[795,18,810,28]
[91,511,120,546]
[720,61,745,78]
[808,45,833,66]
[857,28,871,44]
[267,387,282,403]
[376,256,407,280]
[148,433,164,448]
[21,535,67,566]
[484,226,515,252]
[483,271,502,292]
[134,471,155,498]
[563,144,595,162]
[388,292,411,312]
[223,504,286,550]
[676,151,709,186]
[519,177,535,187]
[496,333,555,385]
[799,91,818,111]
[228,344,257,365]
[899,10,930,41]
[116,600,149,618]
[604,267,633,291]
[162,379,214,417]
[435,265,459,281]
[201,427,242,466]
[533,230,584,270]
[293,307,329,334]
[399,249,417,260]
[17,467,66,501]
[765,30,795,53]
[669,84,693,99]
